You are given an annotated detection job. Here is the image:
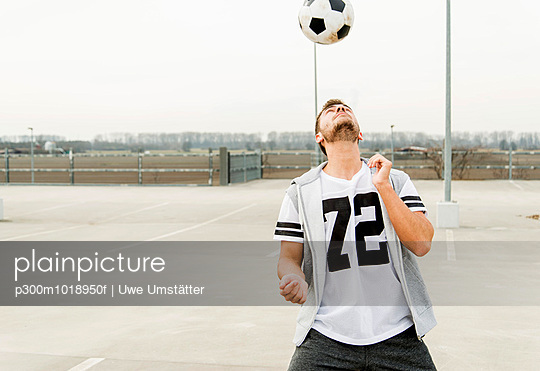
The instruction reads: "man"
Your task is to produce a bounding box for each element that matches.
[274,99,437,370]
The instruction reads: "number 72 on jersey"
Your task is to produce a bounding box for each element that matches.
[323,192,390,272]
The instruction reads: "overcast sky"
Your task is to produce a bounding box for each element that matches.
[0,0,538,141]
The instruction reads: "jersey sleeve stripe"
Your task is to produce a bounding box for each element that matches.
[276,222,302,230]
[401,196,422,202]
[274,230,304,238]
[405,202,425,208]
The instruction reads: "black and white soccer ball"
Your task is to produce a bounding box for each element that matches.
[298,0,354,45]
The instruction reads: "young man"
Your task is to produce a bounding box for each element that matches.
[274,99,437,370]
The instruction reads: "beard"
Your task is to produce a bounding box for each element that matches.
[323,118,359,143]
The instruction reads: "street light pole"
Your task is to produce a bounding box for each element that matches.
[444,0,452,202]
[314,43,318,122]
[28,127,34,184]
[437,0,459,228]
[390,124,395,164]
[314,43,322,165]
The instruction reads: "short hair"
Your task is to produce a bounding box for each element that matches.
[315,99,350,156]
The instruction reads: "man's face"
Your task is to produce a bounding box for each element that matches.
[317,104,361,144]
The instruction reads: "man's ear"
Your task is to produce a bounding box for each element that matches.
[315,132,324,144]
[358,132,363,141]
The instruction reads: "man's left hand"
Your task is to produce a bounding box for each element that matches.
[368,153,392,188]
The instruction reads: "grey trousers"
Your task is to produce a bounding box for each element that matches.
[288,326,436,371]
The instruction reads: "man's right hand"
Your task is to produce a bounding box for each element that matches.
[279,274,308,304]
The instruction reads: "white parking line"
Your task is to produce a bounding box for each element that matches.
[99,202,169,223]
[446,229,456,261]
[0,225,84,241]
[0,202,170,241]
[145,203,257,241]
[67,358,105,371]
[16,201,88,217]
[510,180,524,190]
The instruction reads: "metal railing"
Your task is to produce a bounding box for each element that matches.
[262,151,313,171]
[2,149,217,186]
[229,151,262,184]
[3,148,540,185]
[261,149,540,180]
[0,148,269,186]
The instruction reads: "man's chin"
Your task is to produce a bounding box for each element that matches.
[328,122,359,142]
[325,134,359,144]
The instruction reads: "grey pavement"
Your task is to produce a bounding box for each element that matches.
[0,179,539,370]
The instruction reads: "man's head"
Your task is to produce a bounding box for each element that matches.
[315,99,362,156]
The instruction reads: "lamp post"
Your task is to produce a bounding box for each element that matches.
[314,43,322,165]
[444,0,452,202]
[437,0,459,228]
[28,127,34,184]
[314,43,318,123]
[390,124,395,164]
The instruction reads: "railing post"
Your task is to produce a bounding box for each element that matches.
[208,148,213,186]
[509,147,513,180]
[69,149,74,185]
[243,152,247,183]
[219,147,229,186]
[30,130,34,184]
[138,151,143,185]
[4,148,9,184]
[257,149,262,179]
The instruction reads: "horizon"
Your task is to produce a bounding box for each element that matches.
[2,129,539,144]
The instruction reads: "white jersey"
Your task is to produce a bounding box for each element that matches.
[274,164,427,345]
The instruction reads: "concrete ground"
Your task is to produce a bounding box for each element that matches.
[0,179,539,370]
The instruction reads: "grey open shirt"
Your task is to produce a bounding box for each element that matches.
[285,160,437,346]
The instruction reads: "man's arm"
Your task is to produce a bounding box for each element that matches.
[277,241,309,304]
[368,154,434,257]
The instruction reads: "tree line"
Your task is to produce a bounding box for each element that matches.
[1,130,540,153]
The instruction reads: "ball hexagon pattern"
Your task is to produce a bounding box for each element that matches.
[298,0,354,45]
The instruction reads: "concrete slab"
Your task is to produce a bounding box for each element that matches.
[0,352,89,371]
[1,180,540,370]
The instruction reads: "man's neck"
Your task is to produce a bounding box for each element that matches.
[322,142,363,180]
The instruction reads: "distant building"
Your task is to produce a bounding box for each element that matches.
[399,146,428,153]
[44,141,65,154]
[44,141,56,153]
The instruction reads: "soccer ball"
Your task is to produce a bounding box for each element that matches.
[298,0,354,45]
